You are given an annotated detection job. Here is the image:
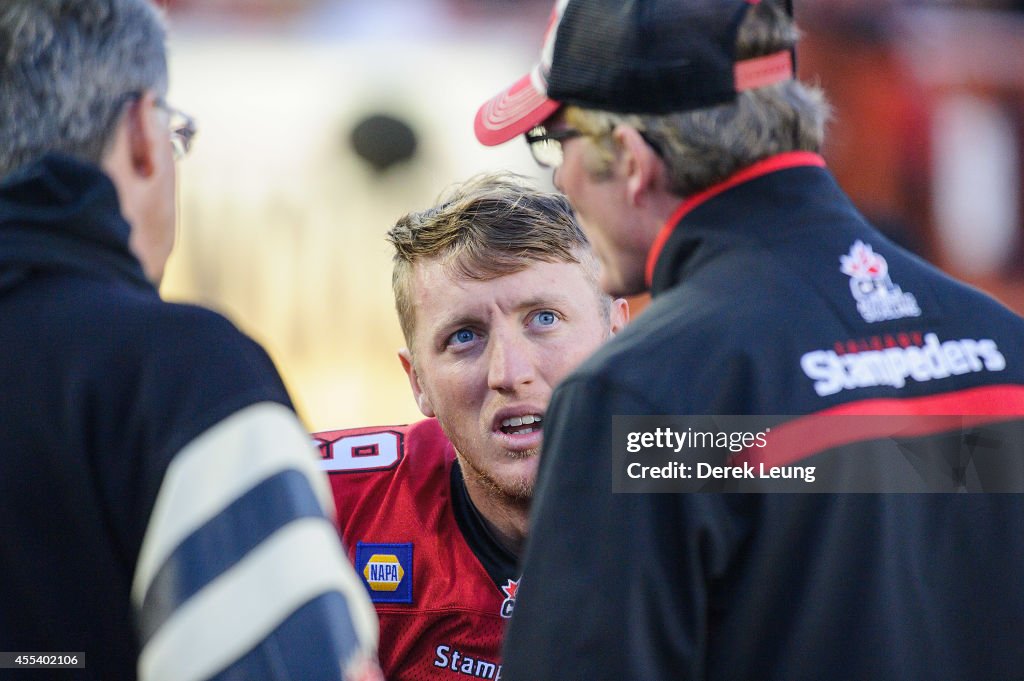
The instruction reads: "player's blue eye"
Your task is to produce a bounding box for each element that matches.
[535,311,558,326]
[450,328,476,345]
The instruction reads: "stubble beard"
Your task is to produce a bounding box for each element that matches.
[459,448,538,506]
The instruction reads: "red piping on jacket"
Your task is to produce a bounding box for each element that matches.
[644,151,827,288]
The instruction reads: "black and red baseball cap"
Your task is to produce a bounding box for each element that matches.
[474,0,795,146]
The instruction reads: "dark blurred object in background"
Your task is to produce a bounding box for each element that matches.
[349,113,419,173]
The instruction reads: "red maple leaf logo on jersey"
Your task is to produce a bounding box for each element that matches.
[501,579,519,600]
[499,578,519,618]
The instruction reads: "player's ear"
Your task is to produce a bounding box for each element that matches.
[609,297,630,336]
[398,348,435,417]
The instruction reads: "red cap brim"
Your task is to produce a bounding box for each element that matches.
[474,71,562,147]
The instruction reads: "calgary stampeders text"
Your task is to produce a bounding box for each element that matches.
[801,332,1006,397]
[433,645,502,679]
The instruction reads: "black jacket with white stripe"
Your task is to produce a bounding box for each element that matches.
[0,155,377,681]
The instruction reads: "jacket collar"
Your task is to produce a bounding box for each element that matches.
[644,152,827,290]
[0,154,151,290]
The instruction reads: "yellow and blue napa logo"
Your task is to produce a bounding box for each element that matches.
[363,554,404,591]
[355,542,413,603]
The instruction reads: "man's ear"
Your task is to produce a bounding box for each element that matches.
[100,91,161,187]
[398,348,435,417]
[609,297,630,336]
[126,91,161,178]
[613,124,661,208]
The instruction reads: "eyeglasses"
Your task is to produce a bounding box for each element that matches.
[154,98,197,160]
[524,125,583,168]
[525,124,663,169]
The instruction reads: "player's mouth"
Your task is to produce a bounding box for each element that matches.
[491,409,545,451]
[499,414,543,436]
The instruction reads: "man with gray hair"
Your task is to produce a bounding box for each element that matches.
[0,2,380,680]
[476,0,1024,679]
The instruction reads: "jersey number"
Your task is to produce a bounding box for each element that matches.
[316,431,403,472]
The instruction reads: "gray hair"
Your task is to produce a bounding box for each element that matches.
[0,0,168,178]
[566,0,829,197]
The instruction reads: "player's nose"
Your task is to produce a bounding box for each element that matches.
[486,327,535,392]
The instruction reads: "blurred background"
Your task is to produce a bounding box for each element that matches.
[155,0,1024,431]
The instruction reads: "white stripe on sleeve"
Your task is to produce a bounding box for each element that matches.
[132,402,334,607]
[137,518,377,681]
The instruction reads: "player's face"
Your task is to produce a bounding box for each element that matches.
[552,126,651,297]
[401,257,626,503]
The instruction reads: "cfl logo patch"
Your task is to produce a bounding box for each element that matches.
[356,542,413,603]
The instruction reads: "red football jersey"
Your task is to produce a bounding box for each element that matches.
[315,419,516,681]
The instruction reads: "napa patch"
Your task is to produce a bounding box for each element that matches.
[355,542,413,603]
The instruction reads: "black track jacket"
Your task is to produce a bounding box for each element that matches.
[503,153,1024,681]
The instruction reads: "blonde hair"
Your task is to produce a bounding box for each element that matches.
[388,172,602,346]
